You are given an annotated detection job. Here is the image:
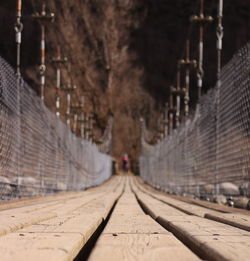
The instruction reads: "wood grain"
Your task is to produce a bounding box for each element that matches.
[0,176,125,260]
[133,179,250,261]
[89,177,199,261]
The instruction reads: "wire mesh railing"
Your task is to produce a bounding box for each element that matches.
[0,56,112,201]
[140,42,250,198]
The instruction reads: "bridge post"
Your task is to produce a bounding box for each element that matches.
[15,0,23,191]
[15,0,23,79]
[84,113,94,143]
[163,102,168,138]
[73,114,78,135]
[32,3,54,101]
[89,114,94,143]
[86,115,90,142]
[178,38,197,193]
[178,40,197,118]
[190,0,213,101]
[215,0,224,195]
[77,96,86,139]
[139,117,144,150]
[70,100,84,135]
[175,68,181,128]
[170,70,185,129]
[190,0,213,195]
[51,46,68,118]
[62,81,76,126]
[168,87,175,135]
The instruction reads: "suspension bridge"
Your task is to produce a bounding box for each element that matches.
[0,0,250,260]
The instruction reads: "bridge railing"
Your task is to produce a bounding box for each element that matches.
[0,56,112,200]
[140,42,250,198]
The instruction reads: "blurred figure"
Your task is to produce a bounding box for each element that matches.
[121,154,129,173]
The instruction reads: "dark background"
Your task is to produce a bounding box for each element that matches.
[0,0,250,160]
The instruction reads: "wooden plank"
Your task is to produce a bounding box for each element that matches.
[0,191,84,211]
[0,192,104,236]
[157,215,250,261]
[0,176,123,237]
[136,177,249,215]
[0,178,124,261]
[136,190,186,220]
[131,178,186,219]
[0,175,117,212]
[135,178,250,232]
[134,177,221,217]
[0,231,84,261]
[133,181,250,261]
[89,178,200,261]
[205,213,250,232]
[88,233,200,261]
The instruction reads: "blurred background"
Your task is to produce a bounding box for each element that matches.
[0,0,249,161]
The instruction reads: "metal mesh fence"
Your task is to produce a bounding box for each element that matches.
[140,42,250,198]
[0,56,112,200]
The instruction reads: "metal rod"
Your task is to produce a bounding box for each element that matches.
[63,82,76,125]
[103,35,111,71]
[80,112,85,139]
[40,6,46,101]
[184,39,190,117]
[66,92,71,126]
[40,27,45,101]
[190,0,213,101]
[15,0,23,190]
[55,46,61,117]
[217,0,223,79]
[197,0,204,100]
[32,2,54,102]
[164,102,168,137]
[215,0,224,195]
[176,69,181,128]
[89,115,93,143]
[15,0,23,78]
[52,45,68,118]
[73,114,78,135]
[65,80,71,125]
[179,40,196,118]
[85,115,89,140]
[70,98,83,136]
[80,96,85,139]
[169,92,174,135]
[17,0,22,14]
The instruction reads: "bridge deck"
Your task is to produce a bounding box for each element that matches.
[0,176,249,261]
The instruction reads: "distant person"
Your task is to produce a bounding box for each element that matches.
[122,154,129,172]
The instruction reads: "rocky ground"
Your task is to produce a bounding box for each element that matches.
[0,0,250,161]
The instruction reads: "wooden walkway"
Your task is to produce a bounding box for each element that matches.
[0,176,249,260]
